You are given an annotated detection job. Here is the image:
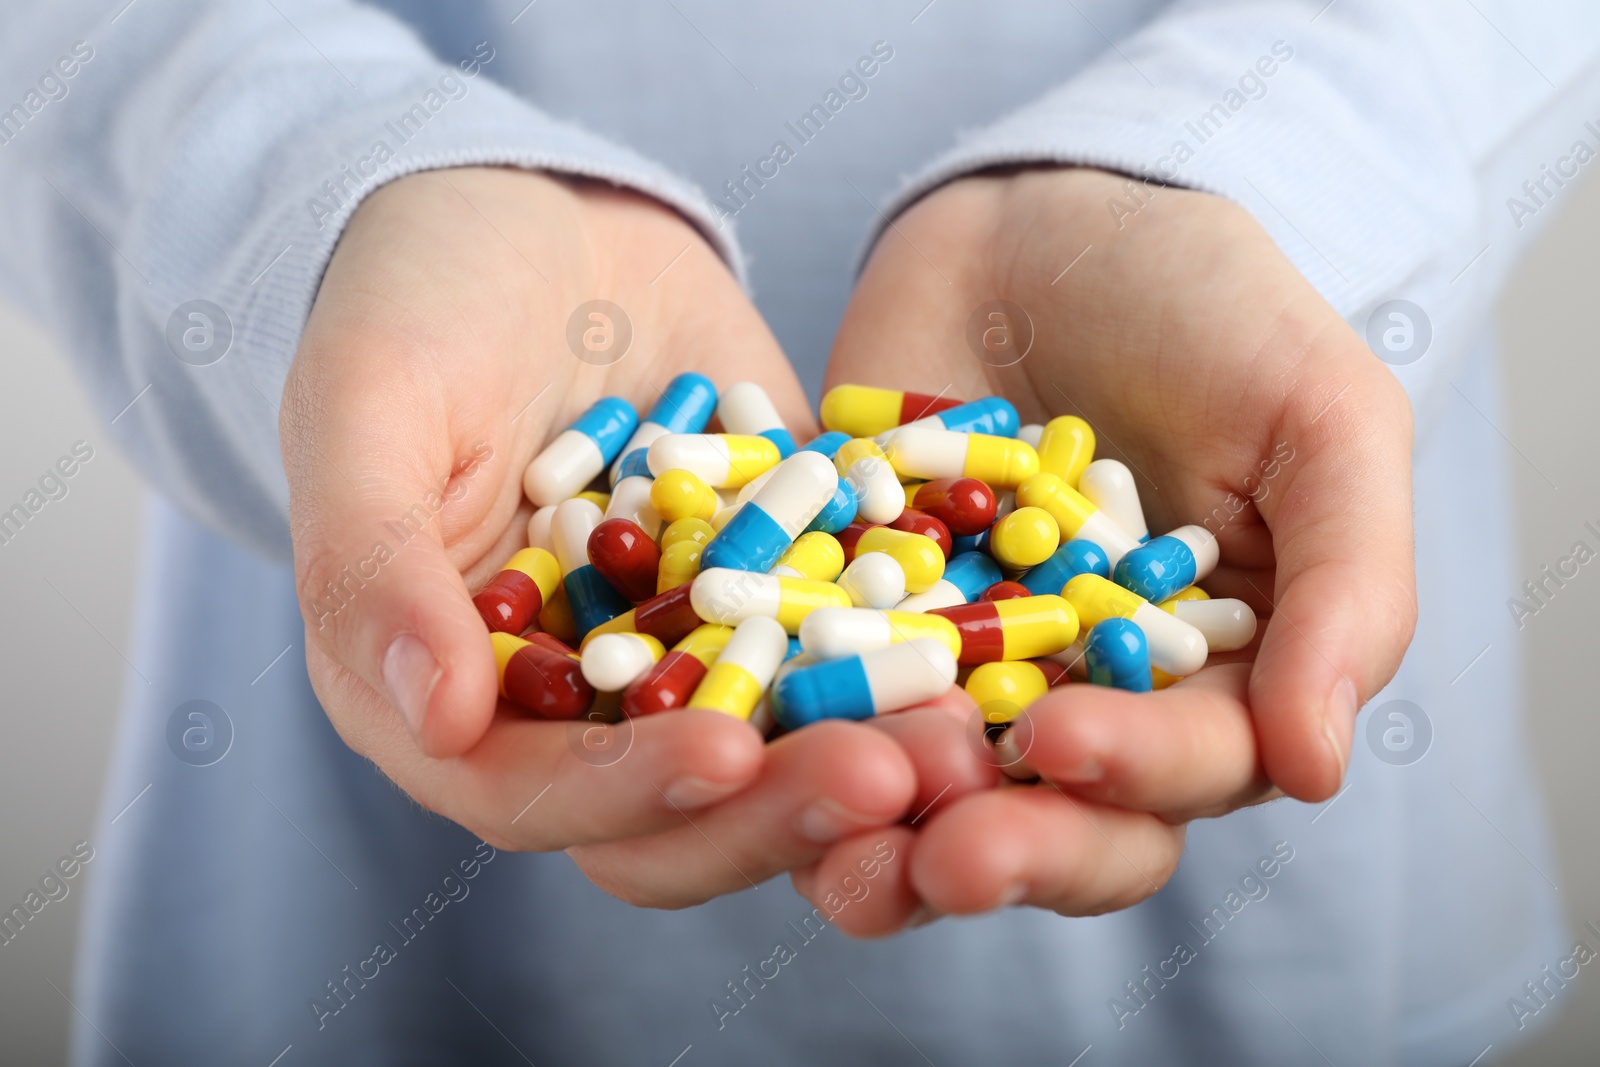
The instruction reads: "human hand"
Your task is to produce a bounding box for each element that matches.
[282,167,918,907]
[799,167,1416,932]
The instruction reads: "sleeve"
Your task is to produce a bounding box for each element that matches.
[0,0,740,562]
[875,0,1600,426]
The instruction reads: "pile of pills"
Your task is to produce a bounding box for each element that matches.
[474,376,1258,734]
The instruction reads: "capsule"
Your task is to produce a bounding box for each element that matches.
[622,623,734,716]
[580,632,666,691]
[930,594,1080,666]
[965,660,1050,723]
[527,506,557,553]
[473,547,561,634]
[1036,416,1095,487]
[662,517,715,551]
[910,477,997,536]
[819,384,963,437]
[686,615,788,720]
[1019,540,1111,596]
[883,397,1019,439]
[523,398,639,506]
[656,538,704,594]
[797,607,962,660]
[770,531,846,582]
[1063,574,1208,676]
[538,581,579,643]
[1163,596,1257,652]
[604,475,664,539]
[549,499,631,638]
[804,478,858,535]
[1113,525,1220,604]
[1079,459,1148,542]
[717,381,797,458]
[1016,472,1140,567]
[981,580,1033,602]
[854,527,944,593]
[774,639,958,728]
[897,550,1003,613]
[798,431,851,459]
[702,451,837,573]
[581,581,702,650]
[1084,618,1153,692]
[884,426,1039,489]
[838,552,907,610]
[989,506,1061,569]
[491,631,594,719]
[1017,424,1045,449]
[889,508,952,559]
[690,568,851,633]
[576,489,611,511]
[650,468,719,524]
[648,433,781,489]
[584,517,661,603]
[834,438,905,524]
[609,372,717,485]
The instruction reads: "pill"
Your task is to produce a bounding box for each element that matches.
[797,607,962,660]
[1017,424,1044,449]
[909,477,997,536]
[774,639,958,728]
[527,505,557,553]
[1019,540,1111,596]
[491,631,594,719]
[834,519,878,563]
[717,381,798,458]
[1036,415,1094,486]
[587,517,661,603]
[648,433,781,489]
[1079,459,1148,542]
[656,538,704,594]
[551,498,632,638]
[838,552,907,609]
[989,506,1061,569]
[897,550,1002,613]
[965,660,1050,723]
[804,477,859,535]
[1062,574,1208,676]
[702,451,838,572]
[537,581,578,643]
[884,426,1039,489]
[1164,596,1257,652]
[1159,585,1210,606]
[604,475,664,539]
[710,504,741,531]
[834,438,905,524]
[981,580,1033,602]
[690,568,851,632]
[650,468,719,524]
[662,517,715,550]
[819,384,962,437]
[885,396,1019,439]
[798,431,852,459]
[580,632,666,691]
[1015,472,1140,567]
[1084,618,1153,692]
[524,398,639,507]
[581,581,702,650]
[889,508,953,559]
[609,372,717,484]
[576,489,611,511]
[622,623,734,716]
[686,615,789,720]
[770,531,846,582]
[930,594,1080,665]
[854,526,944,593]
[473,546,561,634]
[1113,524,1220,604]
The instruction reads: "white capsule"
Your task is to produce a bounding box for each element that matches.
[859,639,959,710]
[717,382,792,445]
[713,615,789,683]
[798,607,961,660]
[835,440,904,524]
[1131,602,1209,676]
[837,553,907,610]
[1079,459,1148,542]
[1172,598,1256,652]
[1018,424,1045,449]
[746,451,836,537]
[895,580,968,614]
[580,632,665,691]
[527,506,557,553]
[523,429,605,507]
[550,498,604,576]
[604,475,664,539]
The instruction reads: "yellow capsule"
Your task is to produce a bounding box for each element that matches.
[576,489,611,511]
[1158,586,1210,612]
[854,527,945,593]
[1037,416,1095,487]
[686,616,787,720]
[1151,667,1182,689]
[989,506,1060,569]
[988,594,1079,660]
[651,468,719,524]
[660,517,715,552]
[965,661,1050,723]
[657,539,703,594]
[537,582,578,643]
[819,384,954,437]
[674,622,736,667]
[966,434,1039,489]
[771,531,845,582]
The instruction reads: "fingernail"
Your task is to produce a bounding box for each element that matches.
[384,634,441,739]
[1053,756,1103,784]
[1323,677,1359,779]
[996,882,1028,908]
[661,775,743,810]
[906,906,941,929]
[794,798,874,844]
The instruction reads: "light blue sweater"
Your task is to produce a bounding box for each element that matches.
[1,0,1592,1062]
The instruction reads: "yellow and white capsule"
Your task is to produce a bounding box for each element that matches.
[580,632,666,691]
[1078,459,1147,542]
[690,567,851,633]
[647,433,781,489]
[771,531,846,582]
[686,615,788,720]
[650,468,720,524]
[837,552,907,610]
[834,438,905,524]
[883,426,1039,489]
[1016,472,1141,567]
[798,607,961,660]
[1063,574,1208,676]
[1161,594,1257,652]
[854,526,945,593]
[1036,416,1095,487]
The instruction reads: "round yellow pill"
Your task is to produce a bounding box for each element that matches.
[990,506,1060,569]
[651,468,719,524]
[965,661,1049,724]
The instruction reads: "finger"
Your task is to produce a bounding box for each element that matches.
[909,787,1184,917]
[1250,353,1416,800]
[793,827,922,938]
[866,697,1002,825]
[567,720,916,909]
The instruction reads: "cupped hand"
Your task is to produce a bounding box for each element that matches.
[797,166,1416,933]
[282,167,916,907]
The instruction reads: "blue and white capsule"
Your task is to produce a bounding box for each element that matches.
[524,398,639,507]
[1020,540,1111,596]
[1112,524,1219,604]
[718,381,797,458]
[774,639,958,728]
[803,477,857,534]
[896,550,1003,612]
[550,498,632,638]
[879,396,1020,441]
[608,373,717,485]
[799,431,851,459]
[700,451,838,573]
[1084,617,1153,692]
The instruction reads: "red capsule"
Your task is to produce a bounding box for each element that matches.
[473,547,562,634]
[526,632,578,656]
[835,519,882,564]
[912,478,998,536]
[587,518,661,603]
[1028,658,1072,687]
[890,508,953,559]
[582,582,703,649]
[493,633,594,719]
[622,624,734,717]
[981,581,1033,602]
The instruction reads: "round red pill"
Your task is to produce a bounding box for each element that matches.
[587,518,661,603]
[981,580,1032,602]
[912,478,997,536]
[890,508,953,559]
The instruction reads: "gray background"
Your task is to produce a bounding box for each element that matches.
[0,183,1595,1064]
